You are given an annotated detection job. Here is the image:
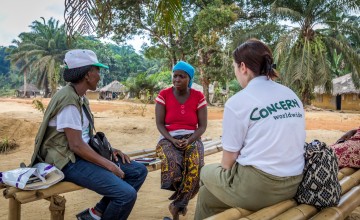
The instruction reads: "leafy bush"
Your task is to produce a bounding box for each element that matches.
[32,99,46,114]
[0,89,15,97]
[0,137,18,154]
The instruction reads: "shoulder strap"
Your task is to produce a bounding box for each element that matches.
[82,103,97,134]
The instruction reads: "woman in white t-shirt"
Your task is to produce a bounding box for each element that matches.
[32,49,147,220]
[194,39,306,219]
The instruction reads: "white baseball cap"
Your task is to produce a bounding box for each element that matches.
[64,49,109,69]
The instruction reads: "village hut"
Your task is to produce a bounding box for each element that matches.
[15,83,41,98]
[86,88,100,100]
[313,74,360,111]
[192,82,227,104]
[99,80,126,100]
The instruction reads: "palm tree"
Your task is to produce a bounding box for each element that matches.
[8,17,68,97]
[271,0,360,104]
[64,0,182,37]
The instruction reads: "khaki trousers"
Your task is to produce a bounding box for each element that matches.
[194,163,303,220]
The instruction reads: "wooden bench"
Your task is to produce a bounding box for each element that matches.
[205,168,360,220]
[1,139,224,220]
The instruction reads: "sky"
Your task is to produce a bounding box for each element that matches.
[0,0,144,51]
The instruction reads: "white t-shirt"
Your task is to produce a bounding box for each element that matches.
[222,76,305,177]
[48,104,91,143]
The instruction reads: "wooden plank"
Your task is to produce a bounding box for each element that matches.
[11,182,82,204]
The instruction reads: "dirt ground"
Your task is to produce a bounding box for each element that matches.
[0,97,359,220]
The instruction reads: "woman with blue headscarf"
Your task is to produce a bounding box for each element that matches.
[155,61,208,220]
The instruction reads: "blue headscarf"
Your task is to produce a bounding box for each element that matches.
[172,61,195,88]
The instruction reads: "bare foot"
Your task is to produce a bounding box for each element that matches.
[168,203,180,220]
[179,207,187,216]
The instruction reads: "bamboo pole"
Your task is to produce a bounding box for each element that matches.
[204,146,223,156]
[125,138,214,157]
[337,168,356,180]
[203,140,221,148]
[127,149,156,157]
[8,197,21,220]
[272,204,317,220]
[238,199,297,220]
[273,168,360,220]
[339,169,360,195]
[311,186,360,220]
[204,207,253,220]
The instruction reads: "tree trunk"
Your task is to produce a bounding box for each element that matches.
[168,31,177,66]
[44,76,50,98]
[197,48,211,105]
[301,87,311,105]
[198,66,211,105]
[23,69,27,98]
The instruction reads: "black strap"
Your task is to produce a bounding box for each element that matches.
[68,83,96,135]
[82,104,96,134]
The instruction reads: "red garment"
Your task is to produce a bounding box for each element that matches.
[330,127,360,168]
[156,87,207,132]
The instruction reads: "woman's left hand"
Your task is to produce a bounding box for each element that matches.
[113,149,131,164]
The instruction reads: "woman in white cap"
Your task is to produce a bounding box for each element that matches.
[30,49,147,220]
[155,61,207,220]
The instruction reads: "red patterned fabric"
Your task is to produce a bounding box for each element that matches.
[330,128,360,168]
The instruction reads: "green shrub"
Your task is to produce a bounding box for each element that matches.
[0,137,18,154]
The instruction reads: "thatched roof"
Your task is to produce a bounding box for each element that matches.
[100,81,126,93]
[192,83,214,93]
[16,84,40,93]
[314,74,360,95]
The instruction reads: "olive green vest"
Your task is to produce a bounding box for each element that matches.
[30,84,93,170]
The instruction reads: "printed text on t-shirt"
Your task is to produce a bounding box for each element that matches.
[250,99,301,121]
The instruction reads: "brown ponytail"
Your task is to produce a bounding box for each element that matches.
[233,38,279,79]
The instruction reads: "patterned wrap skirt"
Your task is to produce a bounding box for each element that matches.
[330,128,360,168]
[156,134,204,209]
